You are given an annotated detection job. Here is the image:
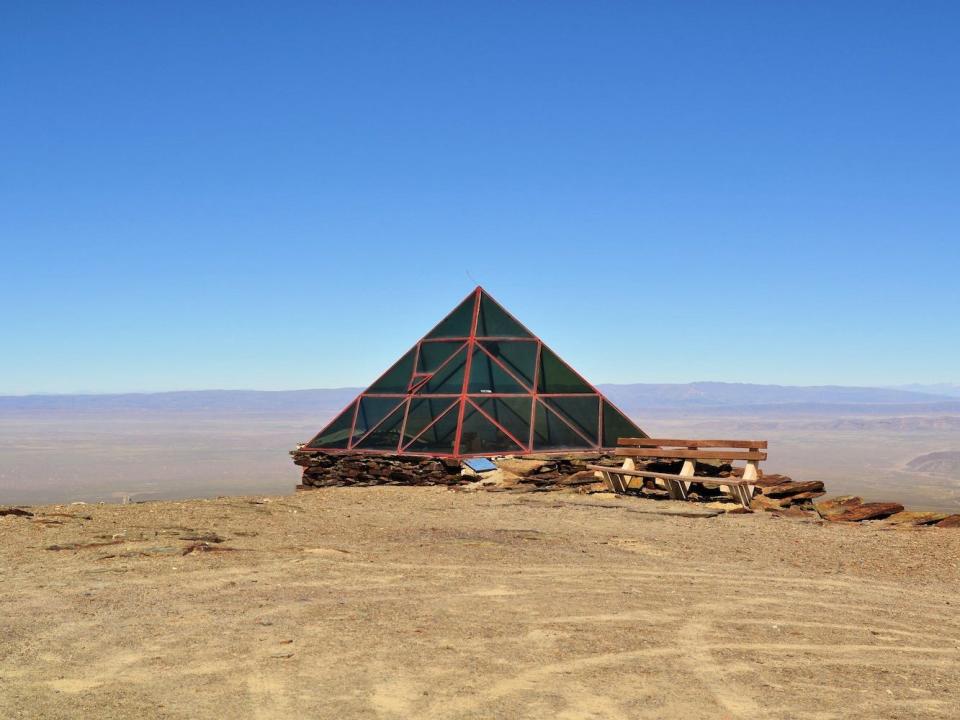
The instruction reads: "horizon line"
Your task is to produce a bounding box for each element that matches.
[1,380,957,399]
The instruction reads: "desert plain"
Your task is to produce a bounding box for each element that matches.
[3,384,959,510]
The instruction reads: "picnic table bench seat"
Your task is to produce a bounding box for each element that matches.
[586,438,769,510]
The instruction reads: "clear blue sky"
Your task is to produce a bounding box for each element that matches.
[2,2,958,394]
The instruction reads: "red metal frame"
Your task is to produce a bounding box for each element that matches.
[452,288,484,455]
[304,286,646,458]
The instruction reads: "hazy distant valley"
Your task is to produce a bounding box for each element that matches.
[2,382,958,510]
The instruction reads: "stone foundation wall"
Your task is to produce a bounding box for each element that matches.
[291,451,464,488]
[290,450,611,492]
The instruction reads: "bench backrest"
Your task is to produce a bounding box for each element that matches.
[615,438,768,462]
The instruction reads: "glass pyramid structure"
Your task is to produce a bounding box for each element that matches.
[305,287,647,458]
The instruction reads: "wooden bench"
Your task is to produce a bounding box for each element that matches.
[586,438,768,510]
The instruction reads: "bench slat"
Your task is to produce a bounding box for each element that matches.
[618,438,768,449]
[586,466,752,487]
[615,448,767,461]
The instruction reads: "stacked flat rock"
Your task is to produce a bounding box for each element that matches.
[748,474,826,512]
[752,484,960,527]
[291,451,609,492]
[292,451,465,488]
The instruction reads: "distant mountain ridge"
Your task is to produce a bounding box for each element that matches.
[0,389,362,414]
[1,382,958,417]
[595,382,953,407]
[890,383,960,398]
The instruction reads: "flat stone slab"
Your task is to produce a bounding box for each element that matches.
[763,480,826,498]
[825,502,905,523]
[882,511,949,527]
[814,496,863,518]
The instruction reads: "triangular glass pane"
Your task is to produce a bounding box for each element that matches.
[467,347,527,394]
[532,401,592,451]
[537,346,593,394]
[417,341,464,373]
[306,400,356,449]
[475,293,532,338]
[459,402,525,455]
[353,397,405,445]
[474,397,532,447]
[421,346,467,394]
[403,397,458,444]
[543,396,599,445]
[602,401,644,447]
[353,401,407,451]
[404,400,460,454]
[478,340,537,388]
[367,348,415,394]
[424,294,476,339]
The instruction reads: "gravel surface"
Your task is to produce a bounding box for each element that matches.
[1,487,958,719]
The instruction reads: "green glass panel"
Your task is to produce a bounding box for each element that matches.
[467,347,527,394]
[403,397,457,444]
[367,348,415,394]
[424,294,476,339]
[421,346,467,394]
[602,401,645,447]
[408,374,429,391]
[417,341,464,373]
[475,293,532,338]
[537,346,593,394]
[543,396,599,444]
[405,400,460,453]
[532,402,592,451]
[474,397,532,447]
[306,400,356,449]
[459,403,524,454]
[353,402,407,451]
[478,340,537,388]
[353,397,405,444]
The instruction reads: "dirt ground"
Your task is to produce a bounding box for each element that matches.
[1,487,958,719]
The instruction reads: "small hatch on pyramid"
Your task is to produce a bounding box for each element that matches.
[303,287,646,458]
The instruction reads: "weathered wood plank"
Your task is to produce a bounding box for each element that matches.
[617,438,768,449]
[586,466,753,486]
[614,448,768,461]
